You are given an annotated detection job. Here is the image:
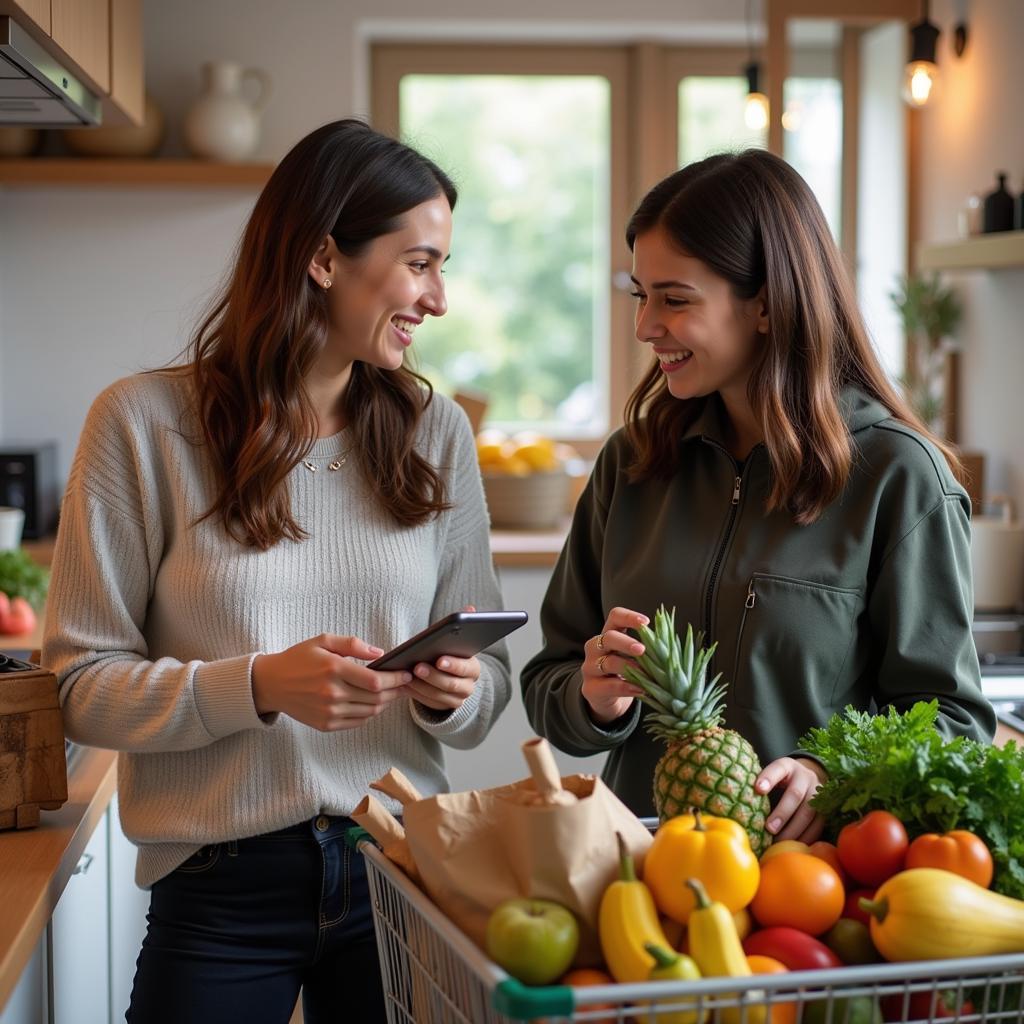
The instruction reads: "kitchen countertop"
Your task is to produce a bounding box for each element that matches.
[0,746,117,1012]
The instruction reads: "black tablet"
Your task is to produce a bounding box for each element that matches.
[367,610,528,671]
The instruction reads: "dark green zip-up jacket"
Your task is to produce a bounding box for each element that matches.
[521,388,996,817]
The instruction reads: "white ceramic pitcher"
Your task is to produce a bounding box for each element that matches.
[183,61,271,162]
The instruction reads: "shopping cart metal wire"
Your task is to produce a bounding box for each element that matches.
[355,834,1024,1024]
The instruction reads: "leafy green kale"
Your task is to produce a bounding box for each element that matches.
[0,548,49,609]
[800,700,1024,898]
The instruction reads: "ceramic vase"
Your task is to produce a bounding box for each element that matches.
[982,173,1015,234]
[183,61,271,162]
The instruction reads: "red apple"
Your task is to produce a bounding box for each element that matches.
[485,898,579,986]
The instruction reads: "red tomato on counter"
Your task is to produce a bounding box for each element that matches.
[837,811,908,886]
[0,592,36,635]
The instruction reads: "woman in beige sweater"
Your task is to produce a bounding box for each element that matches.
[43,119,510,1023]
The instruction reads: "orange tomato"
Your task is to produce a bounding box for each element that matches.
[558,968,617,1024]
[807,840,849,888]
[747,955,797,1024]
[750,852,845,935]
[905,830,994,888]
[760,840,809,864]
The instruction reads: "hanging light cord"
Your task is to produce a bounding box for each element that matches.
[746,0,756,65]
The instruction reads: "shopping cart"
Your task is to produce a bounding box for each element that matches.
[356,836,1024,1024]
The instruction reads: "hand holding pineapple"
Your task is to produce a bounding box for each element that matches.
[582,607,652,724]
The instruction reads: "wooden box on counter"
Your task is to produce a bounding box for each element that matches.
[0,666,68,830]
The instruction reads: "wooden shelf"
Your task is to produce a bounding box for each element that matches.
[917,230,1024,272]
[0,158,274,187]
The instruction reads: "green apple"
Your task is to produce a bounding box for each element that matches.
[485,898,579,986]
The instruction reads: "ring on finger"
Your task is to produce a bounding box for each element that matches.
[596,632,606,651]
[597,654,608,674]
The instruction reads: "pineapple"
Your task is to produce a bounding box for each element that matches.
[622,605,771,856]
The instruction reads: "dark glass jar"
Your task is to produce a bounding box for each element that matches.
[983,173,1015,233]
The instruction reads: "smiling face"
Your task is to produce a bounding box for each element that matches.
[631,225,768,407]
[310,193,452,374]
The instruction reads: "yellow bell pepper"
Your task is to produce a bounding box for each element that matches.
[645,810,760,924]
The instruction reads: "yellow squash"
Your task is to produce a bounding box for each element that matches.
[860,867,1024,961]
[646,810,760,924]
[598,833,674,983]
[686,879,767,1024]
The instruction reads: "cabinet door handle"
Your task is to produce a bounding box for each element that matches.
[72,852,94,875]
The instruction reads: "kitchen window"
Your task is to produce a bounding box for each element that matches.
[372,43,846,452]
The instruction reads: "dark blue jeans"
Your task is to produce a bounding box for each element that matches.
[125,815,386,1023]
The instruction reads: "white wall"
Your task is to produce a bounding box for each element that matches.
[856,21,906,380]
[916,0,1024,513]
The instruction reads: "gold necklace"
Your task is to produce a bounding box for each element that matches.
[301,448,351,473]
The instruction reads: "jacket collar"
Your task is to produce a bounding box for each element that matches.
[679,386,890,446]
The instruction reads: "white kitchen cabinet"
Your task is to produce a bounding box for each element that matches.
[50,811,110,1024]
[0,935,44,1024]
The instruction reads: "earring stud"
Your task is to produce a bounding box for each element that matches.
[323,279,332,289]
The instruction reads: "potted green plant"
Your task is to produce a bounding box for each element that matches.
[889,273,963,435]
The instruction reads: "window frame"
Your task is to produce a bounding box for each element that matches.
[372,41,859,453]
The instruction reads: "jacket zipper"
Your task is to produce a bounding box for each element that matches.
[703,441,747,642]
[733,577,758,679]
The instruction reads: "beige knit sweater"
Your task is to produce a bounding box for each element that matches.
[43,371,511,887]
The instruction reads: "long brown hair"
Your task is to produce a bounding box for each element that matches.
[187,119,457,549]
[624,150,961,524]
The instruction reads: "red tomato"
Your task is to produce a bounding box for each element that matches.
[904,830,994,888]
[2,596,36,635]
[842,888,876,927]
[837,811,908,886]
[742,927,843,971]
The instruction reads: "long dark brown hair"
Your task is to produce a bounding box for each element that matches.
[186,119,457,549]
[624,149,961,524]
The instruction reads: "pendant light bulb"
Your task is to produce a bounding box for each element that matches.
[903,60,938,106]
[744,61,769,132]
[903,6,941,107]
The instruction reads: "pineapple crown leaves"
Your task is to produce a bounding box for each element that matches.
[621,605,728,739]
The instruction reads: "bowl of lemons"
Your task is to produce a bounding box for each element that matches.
[476,431,576,530]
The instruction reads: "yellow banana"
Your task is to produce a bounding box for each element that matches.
[598,832,673,983]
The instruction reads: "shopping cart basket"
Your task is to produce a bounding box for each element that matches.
[356,835,1024,1024]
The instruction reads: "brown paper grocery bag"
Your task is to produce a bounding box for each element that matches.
[382,737,652,967]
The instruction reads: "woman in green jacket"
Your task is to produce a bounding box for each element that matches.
[521,150,995,843]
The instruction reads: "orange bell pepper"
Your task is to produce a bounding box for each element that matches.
[904,829,993,888]
[644,810,760,924]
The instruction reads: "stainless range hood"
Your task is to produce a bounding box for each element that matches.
[0,16,101,126]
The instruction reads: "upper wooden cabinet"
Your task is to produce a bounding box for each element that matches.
[0,0,143,125]
[51,0,109,93]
